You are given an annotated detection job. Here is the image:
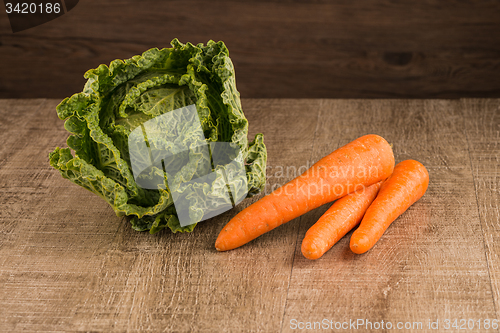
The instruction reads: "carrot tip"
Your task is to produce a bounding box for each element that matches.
[302,246,322,260]
[215,242,224,251]
[350,235,370,254]
[350,244,363,255]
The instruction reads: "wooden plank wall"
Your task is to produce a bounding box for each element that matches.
[1,0,500,99]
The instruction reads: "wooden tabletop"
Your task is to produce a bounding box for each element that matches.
[0,99,499,332]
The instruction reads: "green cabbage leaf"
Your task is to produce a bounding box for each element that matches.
[49,39,267,233]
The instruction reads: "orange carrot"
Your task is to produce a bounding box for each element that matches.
[301,181,383,260]
[215,134,395,251]
[350,159,429,254]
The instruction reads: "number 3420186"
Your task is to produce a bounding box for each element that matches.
[5,3,61,14]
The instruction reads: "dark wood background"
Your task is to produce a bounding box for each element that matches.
[1,0,500,99]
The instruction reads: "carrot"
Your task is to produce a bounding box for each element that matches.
[215,134,395,251]
[301,181,383,260]
[350,159,429,254]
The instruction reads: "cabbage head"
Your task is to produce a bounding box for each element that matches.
[49,39,267,233]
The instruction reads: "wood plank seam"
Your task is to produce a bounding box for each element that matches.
[279,104,323,333]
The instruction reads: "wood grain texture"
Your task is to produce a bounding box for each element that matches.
[0,98,319,332]
[1,1,500,99]
[463,99,500,321]
[0,98,499,332]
